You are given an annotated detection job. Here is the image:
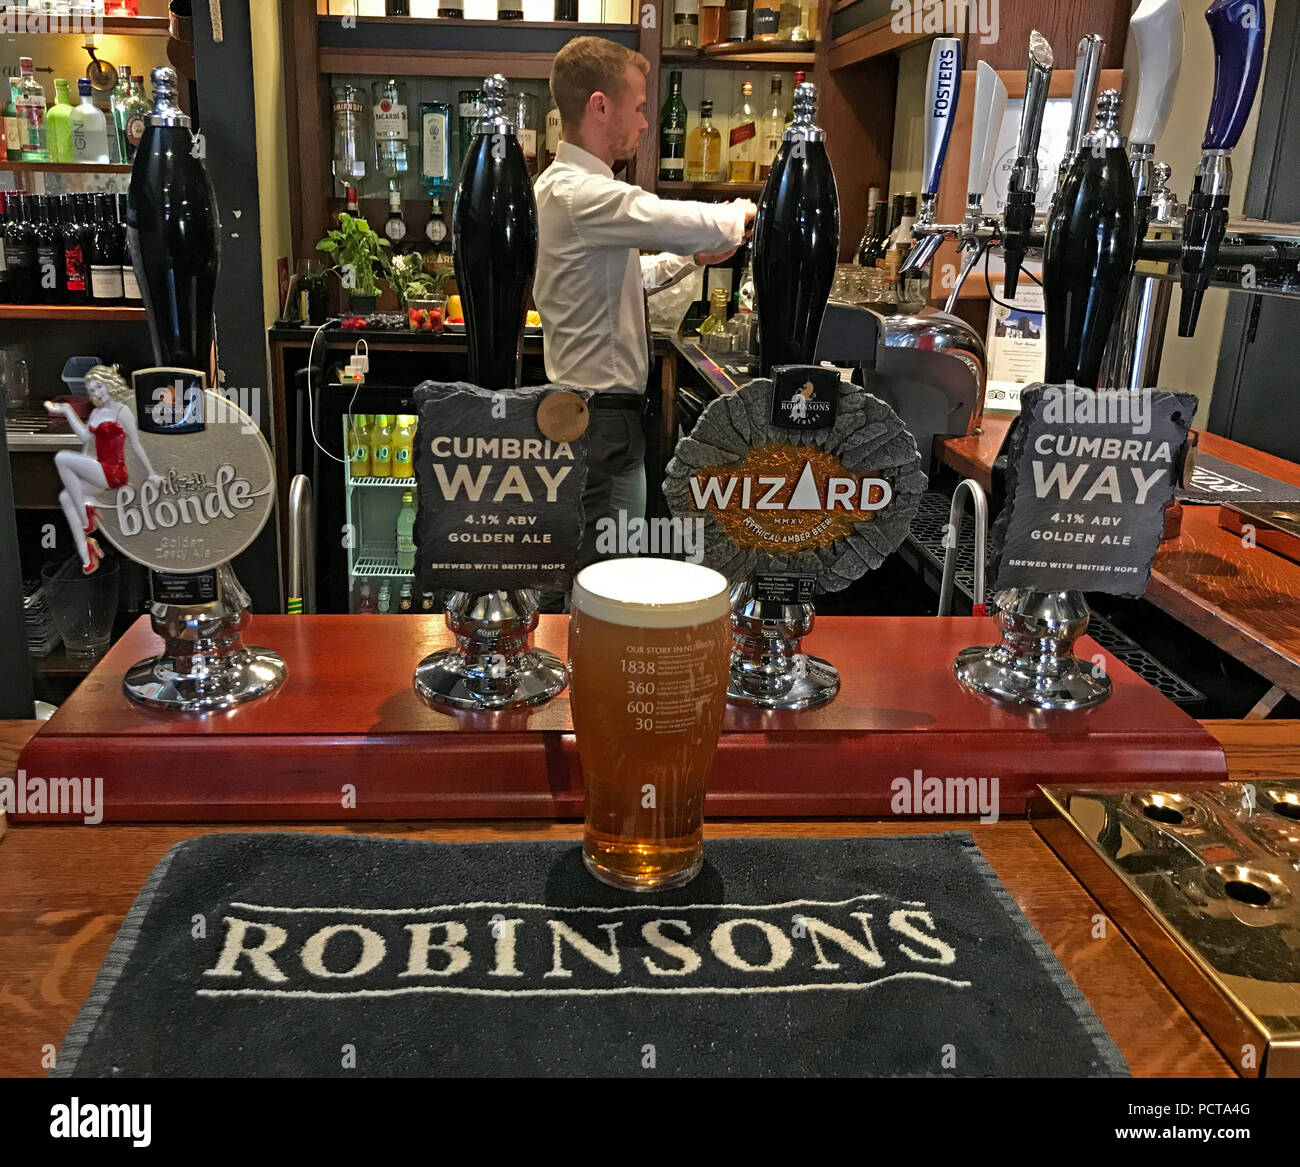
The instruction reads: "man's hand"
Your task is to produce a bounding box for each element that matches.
[695,199,758,265]
[694,246,738,265]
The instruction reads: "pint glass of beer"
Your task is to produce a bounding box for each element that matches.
[570,558,732,891]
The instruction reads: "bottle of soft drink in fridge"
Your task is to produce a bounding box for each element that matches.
[391,413,415,478]
[371,414,393,477]
[349,413,371,477]
[396,489,416,572]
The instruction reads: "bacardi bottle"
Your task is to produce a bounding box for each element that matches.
[452,74,538,392]
[753,81,839,374]
[372,78,410,182]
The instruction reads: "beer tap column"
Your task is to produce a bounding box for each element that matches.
[1001,31,1054,298]
[122,66,286,713]
[1127,0,1184,238]
[941,62,1007,312]
[1055,35,1106,205]
[1101,0,1184,388]
[1179,0,1267,337]
[1043,91,1138,388]
[754,81,839,375]
[900,37,962,276]
[415,74,565,712]
[732,80,840,710]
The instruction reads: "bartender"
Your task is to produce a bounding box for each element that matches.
[535,36,755,573]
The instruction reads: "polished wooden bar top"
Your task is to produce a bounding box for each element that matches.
[940,418,1300,699]
[4,717,1297,1078]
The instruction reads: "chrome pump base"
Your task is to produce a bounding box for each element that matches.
[953,588,1111,711]
[727,580,839,710]
[123,564,287,712]
[414,588,566,711]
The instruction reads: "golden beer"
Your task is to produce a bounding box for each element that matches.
[569,558,732,891]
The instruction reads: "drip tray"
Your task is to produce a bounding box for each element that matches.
[1033,781,1300,1077]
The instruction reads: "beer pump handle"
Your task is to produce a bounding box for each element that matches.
[919,38,963,211]
[1002,30,1054,297]
[1059,34,1106,187]
[1178,0,1267,337]
[968,62,1007,212]
[1128,0,1184,150]
[901,37,962,274]
[1202,0,1266,151]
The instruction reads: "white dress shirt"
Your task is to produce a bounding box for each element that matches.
[534,141,748,393]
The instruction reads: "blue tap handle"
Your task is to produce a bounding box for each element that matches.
[1203,0,1266,150]
[920,38,963,200]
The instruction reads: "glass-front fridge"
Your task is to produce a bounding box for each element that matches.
[304,377,429,613]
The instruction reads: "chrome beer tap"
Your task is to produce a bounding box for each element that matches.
[898,37,962,277]
[1179,0,1267,337]
[1001,31,1054,298]
[901,59,1007,313]
[1055,34,1106,205]
[1127,0,1184,241]
[1099,0,1184,388]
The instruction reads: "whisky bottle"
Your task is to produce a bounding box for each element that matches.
[685,99,721,182]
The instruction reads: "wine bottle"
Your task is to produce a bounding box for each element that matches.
[753,80,839,375]
[33,196,66,305]
[90,193,125,306]
[1042,91,1137,388]
[117,192,142,305]
[857,198,888,267]
[452,74,538,392]
[4,194,37,306]
[127,66,219,432]
[63,194,93,306]
[0,193,10,304]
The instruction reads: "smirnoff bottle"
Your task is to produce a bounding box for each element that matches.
[753,80,839,375]
[452,74,537,392]
[127,66,219,433]
[1042,90,1137,388]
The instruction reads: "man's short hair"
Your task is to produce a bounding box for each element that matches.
[550,36,649,128]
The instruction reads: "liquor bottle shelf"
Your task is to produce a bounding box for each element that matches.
[657,180,765,196]
[316,15,640,74]
[0,304,146,321]
[1,161,132,174]
[662,43,817,68]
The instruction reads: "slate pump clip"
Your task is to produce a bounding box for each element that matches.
[413,73,568,713]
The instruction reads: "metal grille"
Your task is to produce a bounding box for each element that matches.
[907,491,1204,706]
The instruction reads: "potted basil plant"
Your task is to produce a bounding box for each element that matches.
[316,213,389,314]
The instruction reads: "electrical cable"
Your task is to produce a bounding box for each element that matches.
[984,244,1042,311]
[304,323,364,464]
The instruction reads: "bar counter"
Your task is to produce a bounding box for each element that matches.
[1,712,1296,1078]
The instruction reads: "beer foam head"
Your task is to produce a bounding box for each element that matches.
[573,558,731,628]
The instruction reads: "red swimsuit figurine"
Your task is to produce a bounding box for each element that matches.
[45,365,161,574]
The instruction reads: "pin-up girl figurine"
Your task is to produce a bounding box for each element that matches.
[45,365,161,574]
